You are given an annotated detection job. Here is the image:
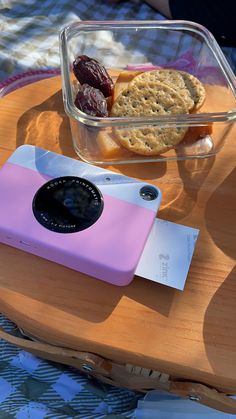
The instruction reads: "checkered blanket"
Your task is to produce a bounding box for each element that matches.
[0,0,164,81]
[0,315,142,418]
[0,0,235,83]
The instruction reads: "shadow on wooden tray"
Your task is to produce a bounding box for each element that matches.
[205,166,236,259]
[15,89,75,158]
[0,245,176,324]
[203,266,236,392]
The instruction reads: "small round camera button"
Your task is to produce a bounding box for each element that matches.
[140,185,159,201]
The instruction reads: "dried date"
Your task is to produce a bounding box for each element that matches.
[73,55,113,98]
[74,84,108,117]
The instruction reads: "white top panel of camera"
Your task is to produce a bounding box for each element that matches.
[9,145,162,211]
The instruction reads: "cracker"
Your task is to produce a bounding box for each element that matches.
[129,69,205,111]
[179,70,206,110]
[113,125,188,156]
[111,80,188,117]
[111,80,188,155]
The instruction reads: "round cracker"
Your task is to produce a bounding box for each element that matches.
[111,79,188,117]
[179,70,206,110]
[111,80,188,155]
[113,125,188,156]
[129,69,205,111]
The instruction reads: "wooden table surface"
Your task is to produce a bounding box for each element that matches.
[0,76,235,393]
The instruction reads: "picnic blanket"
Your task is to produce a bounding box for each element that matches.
[0,1,235,418]
[0,0,235,83]
[0,315,142,418]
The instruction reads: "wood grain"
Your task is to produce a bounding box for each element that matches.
[0,76,235,392]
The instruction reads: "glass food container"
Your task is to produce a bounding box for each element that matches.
[59,20,236,165]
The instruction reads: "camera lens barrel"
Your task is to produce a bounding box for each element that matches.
[32,176,104,233]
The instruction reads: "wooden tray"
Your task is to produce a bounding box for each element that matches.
[0,76,236,395]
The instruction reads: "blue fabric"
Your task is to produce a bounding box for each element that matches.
[0,314,141,418]
[0,0,235,82]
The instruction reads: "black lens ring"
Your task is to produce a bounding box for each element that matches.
[32,176,104,233]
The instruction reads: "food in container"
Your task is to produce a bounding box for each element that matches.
[59,20,236,164]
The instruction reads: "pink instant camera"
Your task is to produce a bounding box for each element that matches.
[0,145,161,286]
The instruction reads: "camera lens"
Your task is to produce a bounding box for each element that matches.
[32,176,103,233]
[139,185,158,201]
